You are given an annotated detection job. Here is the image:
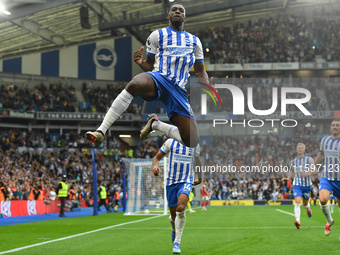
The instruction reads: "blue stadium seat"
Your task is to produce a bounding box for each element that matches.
[79,102,91,112]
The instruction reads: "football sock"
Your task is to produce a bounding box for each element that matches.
[204,201,209,207]
[303,203,310,210]
[169,215,175,232]
[331,203,335,213]
[97,89,133,134]
[174,211,186,244]
[294,203,301,222]
[187,202,192,211]
[152,120,184,144]
[321,204,333,224]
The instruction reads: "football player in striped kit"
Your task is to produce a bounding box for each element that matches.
[303,119,340,236]
[283,143,313,229]
[86,2,212,149]
[153,138,202,254]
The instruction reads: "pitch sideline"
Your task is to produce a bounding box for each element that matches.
[0,215,163,254]
[0,206,199,254]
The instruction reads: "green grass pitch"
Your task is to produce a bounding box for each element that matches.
[1,206,339,255]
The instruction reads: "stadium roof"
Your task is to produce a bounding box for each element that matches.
[0,0,336,60]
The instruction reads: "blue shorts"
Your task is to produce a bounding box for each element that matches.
[166,182,192,207]
[146,72,195,120]
[319,178,340,199]
[329,193,336,201]
[293,185,311,200]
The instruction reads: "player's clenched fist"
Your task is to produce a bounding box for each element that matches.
[133,46,144,65]
[153,167,161,176]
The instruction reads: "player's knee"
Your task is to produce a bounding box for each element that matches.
[176,204,186,212]
[125,80,140,96]
[319,198,328,205]
[182,136,199,148]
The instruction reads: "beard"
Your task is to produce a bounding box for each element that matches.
[170,18,183,27]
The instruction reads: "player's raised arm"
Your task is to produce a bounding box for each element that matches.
[133,46,155,72]
[314,151,325,166]
[152,150,165,176]
[301,152,324,177]
[193,156,202,185]
[194,62,213,86]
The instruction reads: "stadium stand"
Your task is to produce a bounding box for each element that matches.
[0,125,322,205]
[197,12,340,64]
[0,2,339,219]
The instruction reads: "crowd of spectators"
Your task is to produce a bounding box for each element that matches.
[0,125,325,205]
[0,128,130,205]
[200,125,322,202]
[1,76,340,116]
[0,129,125,151]
[0,82,76,112]
[0,145,125,200]
[81,81,141,114]
[196,11,340,64]
[0,81,143,115]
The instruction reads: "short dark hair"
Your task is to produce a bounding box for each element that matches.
[168,2,185,13]
[332,118,340,122]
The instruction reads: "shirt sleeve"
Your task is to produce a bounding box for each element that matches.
[194,36,204,62]
[146,30,159,56]
[159,139,172,155]
[320,137,325,152]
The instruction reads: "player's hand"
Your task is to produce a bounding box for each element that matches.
[208,77,219,100]
[153,167,161,176]
[282,177,288,182]
[209,77,214,86]
[133,46,144,65]
[193,178,202,185]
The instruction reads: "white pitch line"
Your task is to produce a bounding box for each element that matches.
[0,215,163,255]
[276,209,295,217]
[110,226,323,230]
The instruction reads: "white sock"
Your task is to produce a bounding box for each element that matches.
[97,89,133,134]
[174,211,186,244]
[303,203,310,210]
[152,120,183,144]
[321,204,333,224]
[331,203,335,213]
[294,203,301,222]
[169,215,175,232]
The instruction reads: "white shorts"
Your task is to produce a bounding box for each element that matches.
[202,196,209,201]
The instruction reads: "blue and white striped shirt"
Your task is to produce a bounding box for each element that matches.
[146,26,204,89]
[320,136,340,181]
[292,156,314,187]
[160,139,200,186]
